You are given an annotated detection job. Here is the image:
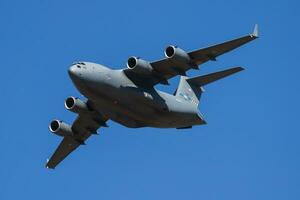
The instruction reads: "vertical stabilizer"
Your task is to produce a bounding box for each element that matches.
[175,76,203,106]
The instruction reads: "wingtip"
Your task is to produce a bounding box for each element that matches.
[232,66,245,72]
[252,24,259,38]
[237,66,245,71]
[45,158,55,169]
[45,164,55,169]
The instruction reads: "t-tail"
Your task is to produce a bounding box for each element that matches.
[175,67,244,107]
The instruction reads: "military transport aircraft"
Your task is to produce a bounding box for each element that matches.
[46,25,259,169]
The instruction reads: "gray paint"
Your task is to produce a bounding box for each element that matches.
[68,62,204,128]
[46,25,259,169]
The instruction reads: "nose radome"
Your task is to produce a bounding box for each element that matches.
[68,65,78,78]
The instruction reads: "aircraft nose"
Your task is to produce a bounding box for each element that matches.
[68,65,80,78]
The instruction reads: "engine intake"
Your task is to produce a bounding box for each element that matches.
[127,56,153,75]
[49,120,73,137]
[165,45,191,65]
[65,97,89,114]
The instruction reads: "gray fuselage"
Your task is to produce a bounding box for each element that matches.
[68,62,204,128]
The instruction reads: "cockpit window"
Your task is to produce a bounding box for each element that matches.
[72,62,86,66]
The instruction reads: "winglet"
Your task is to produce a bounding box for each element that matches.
[251,24,259,38]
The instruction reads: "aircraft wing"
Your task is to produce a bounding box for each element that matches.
[124,25,258,86]
[46,103,107,169]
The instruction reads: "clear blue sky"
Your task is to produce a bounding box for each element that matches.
[0,0,299,199]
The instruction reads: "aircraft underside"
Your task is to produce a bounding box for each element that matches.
[90,92,202,128]
[46,25,258,169]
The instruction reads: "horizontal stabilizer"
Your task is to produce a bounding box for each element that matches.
[187,67,244,87]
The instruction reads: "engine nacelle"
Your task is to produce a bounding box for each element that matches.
[65,97,89,114]
[164,45,191,64]
[49,120,73,137]
[127,56,153,75]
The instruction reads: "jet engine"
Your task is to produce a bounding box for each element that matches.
[164,45,191,64]
[65,96,89,114]
[127,56,153,75]
[49,120,73,137]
